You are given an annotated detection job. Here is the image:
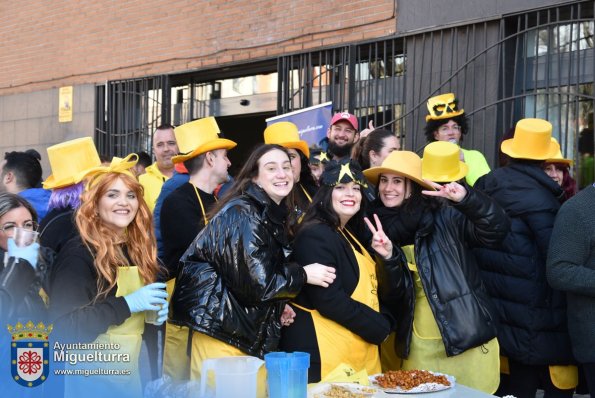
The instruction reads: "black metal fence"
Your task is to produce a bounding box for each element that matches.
[277,2,594,169]
[95,75,170,158]
[97,1,594,185]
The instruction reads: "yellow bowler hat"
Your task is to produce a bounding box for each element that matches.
[43,137,102,189]
[264,121,310,158]
[501,118,559,160]
[363,150,434,190]
[172,117,237,164]
[426,93,465,122]
[421,141,468,183]
[545,138,573,166]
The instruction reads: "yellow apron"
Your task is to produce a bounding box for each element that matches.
[294,229,382,380]
[64,266,145,398]
[397,246,500,394]
[380,332,401,372]
[163,278,191,380]
[190,332,268,398]
[501,357,578,390]
[549,365,578,390]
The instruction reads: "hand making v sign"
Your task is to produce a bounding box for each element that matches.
[364,213,393,260]
[421,179,467,203]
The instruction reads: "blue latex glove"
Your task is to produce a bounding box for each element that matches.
[7,238,40,269]
[155,300,170,325]
[124,282,168,313]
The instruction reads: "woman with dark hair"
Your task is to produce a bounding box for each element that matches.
[363,149,508,394]
[0,192,47,398]
[352,128,400,170]
[279,159,404,382]
[0,192,44,323]
[170,144,336,396]
[542,140,578,203]
[424,93,490,186]
[49,156,168,398]
[264,122,318,227]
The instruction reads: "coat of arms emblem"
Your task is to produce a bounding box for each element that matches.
[7,321,52,387]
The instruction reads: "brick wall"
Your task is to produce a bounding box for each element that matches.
[0,0,396,95]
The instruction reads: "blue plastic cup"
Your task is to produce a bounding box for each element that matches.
[265,351,310,398]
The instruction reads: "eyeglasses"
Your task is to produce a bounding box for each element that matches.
[0,221,39,235]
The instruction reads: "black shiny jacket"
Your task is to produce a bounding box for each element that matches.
[170,183,307,358]
[378,187,509,358]
[0,249,52,325]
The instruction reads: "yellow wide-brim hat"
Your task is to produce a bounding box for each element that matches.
[363,150,434,190]
[264,121,310,158]
[172,117,237,164]
[426,93,465,122]
[545,138,573,165]
[43,137,102,189]
[501,118,559,160]
[421,141,469,183]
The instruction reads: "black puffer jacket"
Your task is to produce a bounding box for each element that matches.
[0,248,52,325]
[474,161,575,365]
[374,187,509,358]
[170,183,307,358]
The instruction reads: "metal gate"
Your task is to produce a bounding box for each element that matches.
[96,1,594,185]
[95,75,170,158]
[277,0,594,184]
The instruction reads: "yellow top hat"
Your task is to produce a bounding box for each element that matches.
[172,117,237,164]
[421,141,469,182]
[501,118,559,160]
[426,93,465,122]
[264,122,310,158]
[43,137,102,189]
[363,150,434,190]
[545,138,573,166]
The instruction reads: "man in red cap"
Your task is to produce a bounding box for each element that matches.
[326,112,360,161]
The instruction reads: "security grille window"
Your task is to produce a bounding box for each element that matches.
[96,1,595,185]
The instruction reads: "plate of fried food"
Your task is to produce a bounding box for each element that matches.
[309,382,378,397]
[369,369,455,394]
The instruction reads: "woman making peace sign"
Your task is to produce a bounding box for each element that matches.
[363,149,509,394]
[279,159,407,382]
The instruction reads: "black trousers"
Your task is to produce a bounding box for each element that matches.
[504,359,575,398]
[583,362,595,398]
[143,323,164,380]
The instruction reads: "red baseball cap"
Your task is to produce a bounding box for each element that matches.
[330,112,358,130]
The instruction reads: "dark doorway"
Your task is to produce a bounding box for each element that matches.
[217,112,276,177]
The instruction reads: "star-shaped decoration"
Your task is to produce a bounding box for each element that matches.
[337,163,355,183]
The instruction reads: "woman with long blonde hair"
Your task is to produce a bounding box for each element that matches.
[49,155,168,398]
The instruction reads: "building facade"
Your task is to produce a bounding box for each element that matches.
[1,0,593,185]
